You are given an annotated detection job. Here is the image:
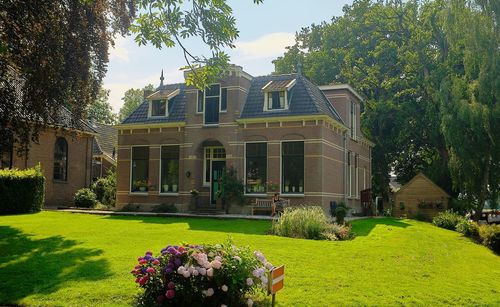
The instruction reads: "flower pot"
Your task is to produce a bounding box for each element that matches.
[299,186,303,193]
[172,184,178,192]
[292,186,296,192]
[285,186,289,193]
[163,185,169,193]
[139,187,146,192]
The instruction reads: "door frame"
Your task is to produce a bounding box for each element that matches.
[210,160,226,205]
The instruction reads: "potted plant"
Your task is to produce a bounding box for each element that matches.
[292,186,296,193]
[162,184,169,193]
[284,180,290,193]
[133,180,148,192]
[218,166,245,214]
[189,189,199,210]
[168,161,179,193]
[299,180,303,193]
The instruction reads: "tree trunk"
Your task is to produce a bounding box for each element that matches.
[473,157,490,221]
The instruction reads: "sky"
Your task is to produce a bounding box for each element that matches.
[103,0,353,113]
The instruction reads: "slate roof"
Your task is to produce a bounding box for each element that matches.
[240,74,343,123]
[51,106,97,133]
[121,83,186,124]
[92,123,117,160]
[262,79,295,91]
[121,73,344,125]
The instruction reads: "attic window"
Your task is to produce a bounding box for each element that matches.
[151,99,167,117]
[262,79,296,111]
[147,88,180,117]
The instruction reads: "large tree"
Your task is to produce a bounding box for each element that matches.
[118,84,155,122]
[87,88,117,125]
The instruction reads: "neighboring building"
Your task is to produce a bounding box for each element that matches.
[116,65,373,214]
[92,122,117,179]
[0,108,95,207]
[392,173,450,220]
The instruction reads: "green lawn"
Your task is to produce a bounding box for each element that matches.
[0,212,499,306]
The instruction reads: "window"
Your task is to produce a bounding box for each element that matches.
[131,147,149,192]
[197,90,204,113]
[245,143,267,194]
[221,88,228,112]
[347,151,352,197]
[354,154,359,197]
[151,99,167,117]
[0,134,13,169]
[160,146,180,193]
[350,101,357,139]
[204,84,221,124]
[266,91,286,110]
[282,141,304,194]
[53,137,68,181]
[203,147,226,186]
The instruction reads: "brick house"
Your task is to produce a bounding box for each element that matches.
[116,65,373,214]
[0,107,95,207]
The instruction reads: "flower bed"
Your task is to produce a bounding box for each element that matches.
[131,241,273,306]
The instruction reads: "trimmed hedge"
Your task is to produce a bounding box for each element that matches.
[0,165,45,214]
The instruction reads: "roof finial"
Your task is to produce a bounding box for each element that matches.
[297,60,303,76]
[160,69,165,87]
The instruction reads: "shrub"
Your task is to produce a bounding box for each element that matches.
[334,202,349,224]
[478,224,500,254]
[152,203,178,213]
[456,220,480,242]
[323,223,356,241]
[120,203,141,212]
[432,210,466,230]
[271,206,329,240]
[413,211,429,222]
[131,240,271,306]
[92,171,116,207]
[0,165,45,214]
[74,188,97,208]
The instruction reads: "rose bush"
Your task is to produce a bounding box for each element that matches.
[131,240,273,306]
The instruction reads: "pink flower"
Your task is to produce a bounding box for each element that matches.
[221,285,228,292]
[215,256,222,262]
[192,269,199,276]
[146,267,156,274]
[207,268,214,277]
[139,259,148,265]
[138,276,148,286]
[211,260,222,269]
[206,288,214,297]
[152,259,160,265]
[233,256,242,262]
[134,265,141,269]
[198,267,207,276]
[247,298,254,307]
[177,266,185,274]
[166,289,175,299]
[246,278,253,286]
[135,277,140,283]
[182,270,191,278]
[167,282,175,290]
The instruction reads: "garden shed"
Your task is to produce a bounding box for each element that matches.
[392,173,450,220]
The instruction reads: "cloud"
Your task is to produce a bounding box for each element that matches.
[109,36,131,63]
[233,32,295,61]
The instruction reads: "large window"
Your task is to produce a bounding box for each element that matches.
[151,99,167,117]
[354,154,359,197]
[266,91,285,110]
[131,147,149,192]
[245,143,267,194]
[53,137,68,181]
[281,141,304,194]
[160,146,180,193]
[204,84,220,124]
[221,88,228,112]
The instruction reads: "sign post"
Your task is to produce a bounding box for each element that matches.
[268,265,284,307]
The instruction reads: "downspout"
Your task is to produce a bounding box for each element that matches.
[343,132,347,204]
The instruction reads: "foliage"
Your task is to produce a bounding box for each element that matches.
[383,208,393,217]
[130,0,263,89]
[456,220,480,242]
[432,210,466,230]
[0,164,45,214]
[190,189,200,197]
[86,88,117,124]
[334,202,349,224]
[131,240,270,306]
[324,223,356,241]
[478,224,500,254]
[119,84,155,122]
[74,188,97,208]
[92,171,116,207]
[120,203,142,212]
[0,0,134,154]
[151,203,178,213]
[2,212,500,305]
[413,212,429,222]
[218,166,245,210]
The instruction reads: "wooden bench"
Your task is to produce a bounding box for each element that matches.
[252,198,290,215]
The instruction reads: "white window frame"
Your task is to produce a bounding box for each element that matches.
[355,154,359,197]
[196,90,204,114]
[203,83,228,125]
[129,145,150,195]
[263,90,288,111]
[280,140,305,197]
[203,146,226,187]
[244,141,268,196]
[158,144,180,196]
[147,89,180,118]
[363,167,367,190]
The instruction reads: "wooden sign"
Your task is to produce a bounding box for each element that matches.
[268,265,284,306]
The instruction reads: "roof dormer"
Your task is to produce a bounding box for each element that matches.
[262,79,296,111]
[147,88,180,117]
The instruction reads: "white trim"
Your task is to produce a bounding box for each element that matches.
[196,90,203,114]
[286,79,296,89]
[318,84,364,102]
[280,140,305,195]
[220,87,228,113]
[244,141,268,195]
[130,145,150,194]
[159,193,180,196]
[261,81,273,91]
[263,90,289,112]
[203,83,222,125]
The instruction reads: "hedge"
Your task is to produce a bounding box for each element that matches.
[0,164,45,214]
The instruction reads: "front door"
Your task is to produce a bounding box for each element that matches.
[211,161,225,205]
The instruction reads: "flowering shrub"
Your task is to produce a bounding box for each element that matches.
[131,240,273,306]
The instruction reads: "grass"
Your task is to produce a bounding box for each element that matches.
[0,212,499,306]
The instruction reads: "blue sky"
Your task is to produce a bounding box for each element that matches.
[104,0,353,112]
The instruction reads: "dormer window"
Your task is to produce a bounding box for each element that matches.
[262,79,296,111]
[146,88,180,118]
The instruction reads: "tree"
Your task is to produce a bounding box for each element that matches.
[438,0,499,219]
[0,0,134,153]
[119,84,155,122]
[87,88,117,125]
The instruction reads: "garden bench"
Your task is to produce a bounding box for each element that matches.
[252,198,290,215]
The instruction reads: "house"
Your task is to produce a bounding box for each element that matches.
[0,107,96,207]
[391,173,450,219]
[115,65,373,214]
[91,122,117,179]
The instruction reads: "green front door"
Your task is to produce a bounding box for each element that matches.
[211,161,225,205]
